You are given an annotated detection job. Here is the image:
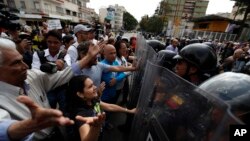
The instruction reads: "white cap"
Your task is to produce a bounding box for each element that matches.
[74,24,92,34]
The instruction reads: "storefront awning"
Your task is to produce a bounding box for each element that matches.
[18,14,42,19]
[48,14,72,20]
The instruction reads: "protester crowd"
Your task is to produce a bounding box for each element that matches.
[0,20,138,141]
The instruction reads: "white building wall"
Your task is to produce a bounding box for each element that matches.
[12,0,95,23]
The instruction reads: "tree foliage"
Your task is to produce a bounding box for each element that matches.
[123,12,138,31]
[147,16,164,34]
[138,0,170,34]
[139,15,164,34]
[155,0,171,22]
[232,0,250,20]
[231,0,250,37]
[139,16,148,31]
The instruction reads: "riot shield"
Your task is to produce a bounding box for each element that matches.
[128,35,157,109]
[130,61,242,141]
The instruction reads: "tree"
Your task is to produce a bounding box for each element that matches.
[146,16,164,34]
[139,16,148,31]
[123,12,138,31]
[231,0,250,36]
[155,0,171,23]
[139,15,164,34]
[232,0,250,20]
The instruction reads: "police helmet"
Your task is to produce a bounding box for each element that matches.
[203,42,216,53]
[157,50,177,70]
[199,72,250,124]
[147,40,165,52]
[188,39,201,45]
[174,43,217,72]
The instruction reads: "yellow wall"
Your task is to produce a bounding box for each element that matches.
[194,21,229,32]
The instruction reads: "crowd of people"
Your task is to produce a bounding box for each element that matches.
[0,21,138,141]
[0,16,250,141]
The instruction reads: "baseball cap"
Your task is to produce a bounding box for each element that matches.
[74,24,92,34]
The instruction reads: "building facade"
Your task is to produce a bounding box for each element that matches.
[0,0,97,25]
[193,15,231,32]
[161,0,208,37]
[99,4,126,31]
[163,0,208,21]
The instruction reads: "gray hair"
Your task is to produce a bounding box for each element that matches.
[0,38,16,66]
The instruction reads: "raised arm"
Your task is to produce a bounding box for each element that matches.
[7,96,74,141]
[100,101,136,114]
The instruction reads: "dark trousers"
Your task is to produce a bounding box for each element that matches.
[47,85,66,114]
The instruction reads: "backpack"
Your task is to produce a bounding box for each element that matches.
[37,50,66,64]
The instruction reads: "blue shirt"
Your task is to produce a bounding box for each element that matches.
[100,59,126,102]
[0,120,33,141]
[75,62,110,87]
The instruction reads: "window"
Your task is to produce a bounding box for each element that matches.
[7,0,16,8]
[34,2,40,10]
[195,23,209,29]
[199,23,209,29]
[44,3,50,12]
[66,9,71,15]
[78,13,82,18]
[72,11,77,17]
[56,6,64,14]
[20,1,26,9]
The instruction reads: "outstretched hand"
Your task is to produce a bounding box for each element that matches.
[17,96,74,130]
[132,57,141,71]
[88,41,107,58]
[76,112,106,128]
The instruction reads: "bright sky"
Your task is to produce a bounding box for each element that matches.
[87,0,236,21]
[206,0,235,15]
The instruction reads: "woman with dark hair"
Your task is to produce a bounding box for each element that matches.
[66,75,136,141]
[115,41,131,105]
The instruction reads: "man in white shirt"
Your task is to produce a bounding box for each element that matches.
[31,30,70,70]
[67,24,92,65]
[166,38,179,54]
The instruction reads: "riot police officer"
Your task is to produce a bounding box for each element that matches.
[173,43,217,85]
[199,72,250,125]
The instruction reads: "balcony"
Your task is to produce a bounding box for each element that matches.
[24,8,48,15]
[51,0,64,4]
[184,3,195,7]
[79,6,91,13]
[185,1,196,3]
